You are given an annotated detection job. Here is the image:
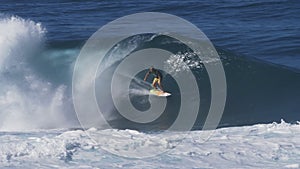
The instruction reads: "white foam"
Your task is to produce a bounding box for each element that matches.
[0,121,299,168]
[164,52,221,76]
[0,16,45,71]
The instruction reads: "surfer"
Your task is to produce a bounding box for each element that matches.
[144,67,164,92]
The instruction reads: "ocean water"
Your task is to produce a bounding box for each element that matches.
[0,0,300,168]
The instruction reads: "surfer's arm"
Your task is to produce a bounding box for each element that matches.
[144,71,150,81]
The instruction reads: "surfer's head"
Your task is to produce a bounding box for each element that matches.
[150,66,154,72]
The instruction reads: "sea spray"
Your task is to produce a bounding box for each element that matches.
[0,16,74,130]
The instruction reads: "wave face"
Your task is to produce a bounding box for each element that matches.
[94,34,300,130]
[0,16,77,131]
[0,15,299,131]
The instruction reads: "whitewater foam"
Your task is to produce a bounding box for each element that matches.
[0,15,74,131]
[0,121,299,168]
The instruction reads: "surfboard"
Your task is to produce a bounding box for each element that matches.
[150,89,171,97]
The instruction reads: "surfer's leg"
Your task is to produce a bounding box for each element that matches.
[158,78,163,91]
[152,78,158,89]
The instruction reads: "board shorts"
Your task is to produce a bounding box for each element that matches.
[152,77,161,85]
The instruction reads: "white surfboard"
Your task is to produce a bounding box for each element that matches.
[150,89,171,97]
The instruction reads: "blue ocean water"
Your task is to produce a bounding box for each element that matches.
[2,0,299,67]
[0,0,300,131]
